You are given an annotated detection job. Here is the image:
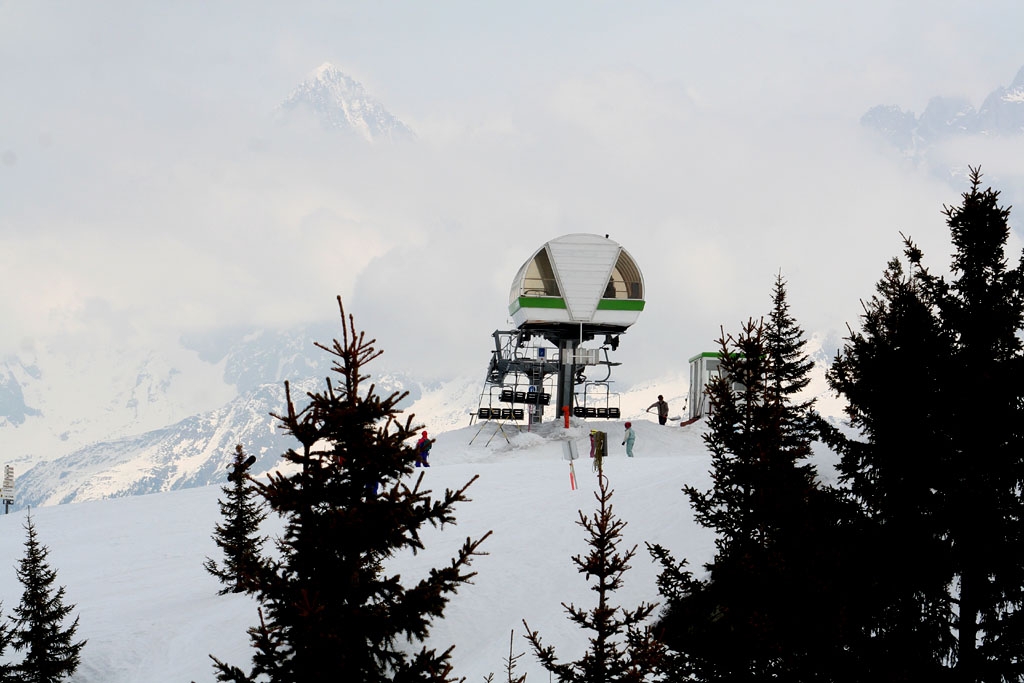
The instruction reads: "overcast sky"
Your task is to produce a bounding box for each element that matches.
[2,1,1023,388]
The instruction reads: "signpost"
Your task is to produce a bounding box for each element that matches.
[1,465,13,514]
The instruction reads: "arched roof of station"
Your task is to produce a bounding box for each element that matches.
[509,233,644,326]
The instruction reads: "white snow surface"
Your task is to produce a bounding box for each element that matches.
[0,416,841,682]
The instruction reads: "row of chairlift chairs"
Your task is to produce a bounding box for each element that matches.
[573,382,622,419]
[476,381,621,423]
[475,386,549,422]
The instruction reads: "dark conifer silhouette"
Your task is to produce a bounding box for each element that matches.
[208,297,490,683]
[825,255,955,680]
[764,272,817,440]
[204,444,267,595]
[523,459,664,682]
[686,317,819,552]
[828,167,1024,680]
[10,511,86,683]
[0,603,17,683]
[654,279,856,681]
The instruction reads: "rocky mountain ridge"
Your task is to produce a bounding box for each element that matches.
[278,62,415,142]
[862,66,1024,152]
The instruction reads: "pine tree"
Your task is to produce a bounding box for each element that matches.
[208,297,490,683]
[825,255,955,680]
[764,272,816,439]
[654,280,857,681]
[917,169,1024,682]
[829,167,1024,680]
[523,459,664,683]
[687,314,819,562]
[10,511,86,683]
[204,444,267,595]
[0,603,18,683]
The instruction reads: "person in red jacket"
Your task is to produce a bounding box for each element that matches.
[415,430,432,467]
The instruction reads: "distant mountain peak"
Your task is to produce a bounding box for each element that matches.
[862,64,1024,147]
[1011,66,1024,91]
[1003,66,1024,103]
[279,62,415,143]
[313,61,342,79]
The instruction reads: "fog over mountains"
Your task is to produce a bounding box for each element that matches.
[862,66,1024,149]
[861,64,1024,208]
[6,58,1010,510]
[1,63,422,506]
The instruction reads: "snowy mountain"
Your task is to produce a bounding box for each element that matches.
[0,417,759,682]
[278,62,415,142]
[0,324,346,472]
[14,380,304,507]
[860,65,1024,219]
[4,322,841,509]
[5,321,443,507]
[861,65,1024,148]
[11,372,490,507]
[1,341,236,470]
[0,360,41,426]
[976,66,1024,135]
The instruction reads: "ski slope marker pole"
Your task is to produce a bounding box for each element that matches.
[569,460,577,490]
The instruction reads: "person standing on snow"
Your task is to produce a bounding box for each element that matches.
[647,395,669,426]
[622,422,636,457]
[416,430,432,467]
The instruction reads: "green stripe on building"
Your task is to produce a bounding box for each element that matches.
[510,296,645,315]
[596,299,645,311]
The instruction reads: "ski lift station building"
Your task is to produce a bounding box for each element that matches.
[494,233,646,418]
[508,233,645,333]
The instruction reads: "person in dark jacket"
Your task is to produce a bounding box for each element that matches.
[415,430,432,467]
[647,395,669,425]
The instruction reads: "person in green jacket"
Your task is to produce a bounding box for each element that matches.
[622,422,636,457]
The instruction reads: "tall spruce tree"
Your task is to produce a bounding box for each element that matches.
[208,297,490,683]
[0,604,18,683]
[10,511,86,683]
[918,169,1024,682]
[523,459,664,682]
[204,444,267,595]
[829,167,1024,681]
[764,273,816,435]
[654,280,856,681]
[825,255,956,680]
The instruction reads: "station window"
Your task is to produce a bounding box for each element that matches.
[603,252,644,299]
[522,249,560,297]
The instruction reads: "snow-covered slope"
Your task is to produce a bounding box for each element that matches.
[0,417,781,682]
